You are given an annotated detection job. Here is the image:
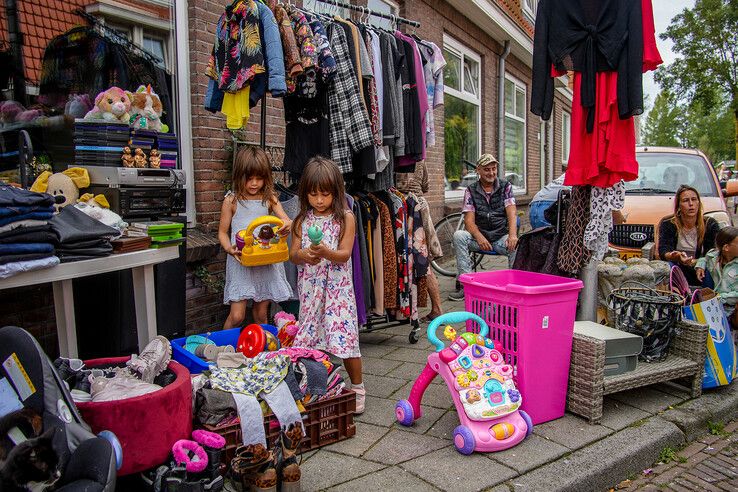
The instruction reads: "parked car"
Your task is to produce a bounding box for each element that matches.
[609,147,734,259]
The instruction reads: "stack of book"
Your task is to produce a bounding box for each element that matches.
[129,128,157,153]
[74,119,130,167]
[156,133,179,169]
[127,220,184,248]
[111,235,152,254]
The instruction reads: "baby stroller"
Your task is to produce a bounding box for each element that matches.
[0,326,120,491]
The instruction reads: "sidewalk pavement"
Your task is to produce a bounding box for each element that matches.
[299,258,738,492]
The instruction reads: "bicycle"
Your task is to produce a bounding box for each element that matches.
[430,211,491,277]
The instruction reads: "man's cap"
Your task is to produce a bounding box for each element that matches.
[476,154,498,168]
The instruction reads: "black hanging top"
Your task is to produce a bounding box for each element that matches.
[531,0,644,132]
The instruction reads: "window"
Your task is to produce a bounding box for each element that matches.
[561,110,571,164]
[443,36,481,201]
[367,0,399,30]
[522,0,538,19]
[504,76,527,194]
[302,0,348,17]
[143,35,167,66]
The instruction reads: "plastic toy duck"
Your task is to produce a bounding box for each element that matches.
[444,325,457,341]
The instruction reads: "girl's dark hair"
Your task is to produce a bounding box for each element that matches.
[716,226,738,264]
[294,157,347,238]
[232,146,274,209]
[672,185,705,246]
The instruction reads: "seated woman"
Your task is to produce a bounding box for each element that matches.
[657,185,721,285]
[695,227,738,325]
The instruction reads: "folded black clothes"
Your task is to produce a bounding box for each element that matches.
[0,228,57,245]
[0,211,54,228]
[56,245,113,257]
[0,185,56,208]
[56,238,112,250]
[50,206,119,244]
[0,252,55,265]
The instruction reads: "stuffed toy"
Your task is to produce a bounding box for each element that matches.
[30,168,90,212]
[128,85,168,132]
[84,87,131,123]
[0,100,24,126]
[76,193,127,232]
[274,311,298,348]
[64,94,93,119]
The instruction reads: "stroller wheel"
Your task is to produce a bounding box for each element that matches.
[453,425,475,455]
[98,430,123,470]
[395,400,414,426]
[519,410,534,437]
[409,331,420,344]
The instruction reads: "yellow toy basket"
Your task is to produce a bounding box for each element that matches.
[236,215,289,267]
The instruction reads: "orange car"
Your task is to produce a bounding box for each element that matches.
[610,146,734,260]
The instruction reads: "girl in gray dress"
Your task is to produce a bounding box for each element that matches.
[218,146,293,328]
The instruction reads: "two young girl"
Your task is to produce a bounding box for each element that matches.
[219,149,365,412]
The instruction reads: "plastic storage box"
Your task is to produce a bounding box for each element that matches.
[460,270,583,424]
[573,321,642,376]
[203,390,356,465]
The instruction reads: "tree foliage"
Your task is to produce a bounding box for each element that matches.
[642,91,681,147]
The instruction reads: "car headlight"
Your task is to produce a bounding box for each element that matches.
[705,211,732,227]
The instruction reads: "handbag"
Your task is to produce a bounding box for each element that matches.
[681,292,737,389]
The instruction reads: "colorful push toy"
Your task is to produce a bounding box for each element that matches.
[396,311,532,454]
[236,215,289,267]
[236,324,280,358]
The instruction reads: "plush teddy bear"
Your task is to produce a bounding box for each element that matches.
[30,168,90,212]
[128,85,167,132]
[76,193,127,232]
[84,87,131,123]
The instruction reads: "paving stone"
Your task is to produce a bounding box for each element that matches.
[678,441,708,460]
[599,398,651,431]
[701,435,721,445]
[363,373,409,399]
[323,422,389,457]
[610,387,685,414]
[532,413,613,449]
[392,380,454,409]
[702,458,737,478]
[362,356,404,377]
[384,346,433,363]
[724,421,738,433]
[680,451,710,467]
[385,334,434,350]
[695,463,728,482]
[704,439,734,456]
[393,405,446,435]
[359,332,394,345]
[402,446,517,492]
[299,450,385,491]
[355,395,399,427]
[327,465,439,491]
[425,410,460,440]
[384,361,429,381]
[681,473,723,492]
[362,429,449,465]
[490,434,570,474]
[360,343,401,359]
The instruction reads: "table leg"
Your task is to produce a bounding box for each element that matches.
[132,264,158,351]
[52,280,78,358]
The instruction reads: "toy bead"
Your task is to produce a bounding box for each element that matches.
[308,225,323,245]
[456,373,470,387]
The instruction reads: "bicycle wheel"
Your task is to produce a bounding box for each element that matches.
[431,213,461,277]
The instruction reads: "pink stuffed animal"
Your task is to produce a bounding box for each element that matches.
[84,87,131,123]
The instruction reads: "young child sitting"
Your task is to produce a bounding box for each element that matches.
[696,226,738,330]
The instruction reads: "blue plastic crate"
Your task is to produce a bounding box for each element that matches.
[171,325,278,374]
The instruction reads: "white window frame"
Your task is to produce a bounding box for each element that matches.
[142,32,169,68]
[367,0,399,29]
[562,110,571,164]
[504,73,527,195]
[522,0,538,19]
[443,35,482,201]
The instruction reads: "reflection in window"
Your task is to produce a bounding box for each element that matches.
[504,77,527,193]
[562,110,571,164]
[443,48,461,92]
[445,95,479,187]
[143,36,166,64]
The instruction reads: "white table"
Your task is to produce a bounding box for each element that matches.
[0,248,179,358]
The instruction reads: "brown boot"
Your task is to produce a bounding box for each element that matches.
[231,443,277,492]
[275,423,303,492]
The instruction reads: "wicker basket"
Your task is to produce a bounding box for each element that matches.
[608,285,684,362]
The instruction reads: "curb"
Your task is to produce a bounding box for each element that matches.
[501,382,738,491]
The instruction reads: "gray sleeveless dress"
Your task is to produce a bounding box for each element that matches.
[223,198,293,304]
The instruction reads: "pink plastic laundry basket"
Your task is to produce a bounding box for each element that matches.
[459,270,583,425]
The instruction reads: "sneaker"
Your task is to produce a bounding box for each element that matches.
[127,336,172,383]
[448,288,465,301]
[353,386,366,415]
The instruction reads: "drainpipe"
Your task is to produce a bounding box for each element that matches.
[5,0,27,105]
[497,40,511,176]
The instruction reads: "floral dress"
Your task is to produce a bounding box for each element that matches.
[293,210,360,358]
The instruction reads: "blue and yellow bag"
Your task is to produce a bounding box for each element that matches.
[682,295,737,389]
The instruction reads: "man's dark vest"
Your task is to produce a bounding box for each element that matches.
[468,180,509,243]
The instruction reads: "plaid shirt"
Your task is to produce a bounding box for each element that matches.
[696,250,738,312]
[327,25,374,173]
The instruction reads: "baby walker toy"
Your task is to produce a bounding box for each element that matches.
[396,311,532,454]
[236,215,288,267]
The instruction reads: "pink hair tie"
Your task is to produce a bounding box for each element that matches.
[171,439,208,473]
[192,429,226,449]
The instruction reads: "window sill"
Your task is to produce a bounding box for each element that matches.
[185,228,221,263]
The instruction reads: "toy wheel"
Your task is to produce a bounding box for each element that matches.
[453,425,475,455]
[395,400,415,426]
[520,410,533,437]
[98,430,123,470]
[409,330,420,344]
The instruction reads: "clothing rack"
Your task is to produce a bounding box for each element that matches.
[315,0,421,28]
[74,9,166,68]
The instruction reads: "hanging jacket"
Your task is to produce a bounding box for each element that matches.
[257,1,286,96]
[305,13,337,83]
[268,0,303,78]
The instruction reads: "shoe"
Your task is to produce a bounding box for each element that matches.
[448,288,465,301]
[274,423,303,492]
[420,312,441,323]
[54,357,84,384]
[127,335,172,383]
[230,444,277,492]
[353,386,366,414]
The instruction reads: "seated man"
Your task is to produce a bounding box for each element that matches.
[449,154,518,301]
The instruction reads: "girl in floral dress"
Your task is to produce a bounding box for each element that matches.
[289,157,365,413]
